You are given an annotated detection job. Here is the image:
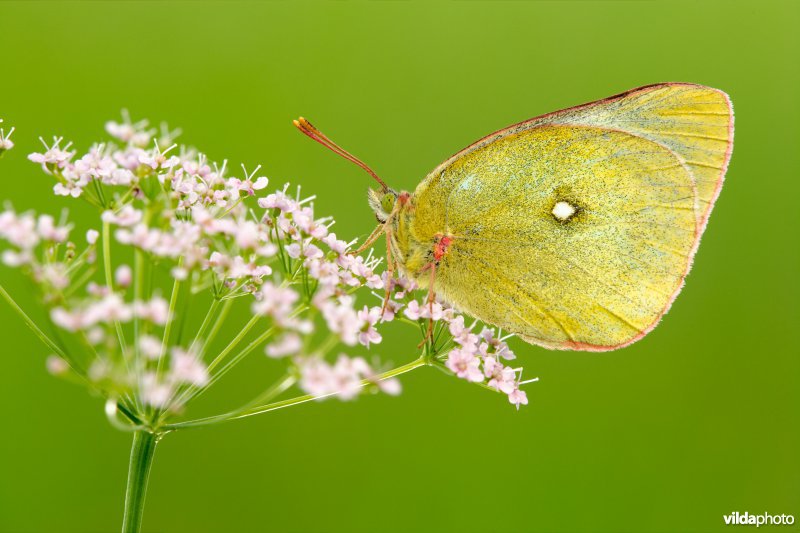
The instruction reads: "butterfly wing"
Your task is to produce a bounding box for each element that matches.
[411,84,733,351]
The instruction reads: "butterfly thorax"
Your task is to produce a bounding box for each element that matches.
[367,188,444,288]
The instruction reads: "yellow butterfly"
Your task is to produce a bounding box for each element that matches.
[295,83,734,351]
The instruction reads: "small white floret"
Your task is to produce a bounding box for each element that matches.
[552,201,576,221]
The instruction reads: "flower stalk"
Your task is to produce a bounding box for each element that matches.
[122,430,158,533]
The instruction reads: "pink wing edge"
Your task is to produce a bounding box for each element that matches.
[435,83,735,352]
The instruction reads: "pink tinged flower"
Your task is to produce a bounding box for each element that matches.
[183,159,211,177]
[27,136,74,171]
[51,307,85,331]
[234,221,262,250]
[40,264,69,289]
[380,299,402,321]
[480,327,516,360]
[171,266,188,280]
[256,242,278,257]
[108,168,135,186]
[251,283,300,321]
[86,229,99,244]
[484,356,517,394]
[169,348,209,387]
[365,273,384,290]
[115,265,132,288]
[265,333,302,358]
[0,212,39,248]
[2,249,33,266]
[508,388,528,410]
[303,243,324,260]
[404,300,423,320]
[134,296,170,325]
[87,282,110,297]
[53,179,84,198]
[356,306,383,348]
[319,299,362,346]
[228,175,268,197]
[321,233,349,255]
[378,378,402,396]
[115,223,160,250]
[293,208,329,239]
[105,120,136,142]
[46,355,69,376]
[102,205,142,227]
[74,146,116,179]
[446,348,484,383]
[86,327,105,345]
[0,123,14,151]
[141,372,173,408]
[114,147,144,170]
[257,190,298,213]
[331,355,369,400]
[138,142,179,170]
[285,243,301,259]
[448,315,479,348]
[138,335,163,359]
[298,358,336,398]
[87,293,133,324]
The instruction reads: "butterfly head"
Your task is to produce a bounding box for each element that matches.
[294,116,403,223]
[367,187,400,223]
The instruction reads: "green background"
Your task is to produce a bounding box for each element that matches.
[1,1,798,532]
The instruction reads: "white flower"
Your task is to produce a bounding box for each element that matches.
[446,348,484,383]
[138,335,163,359]
[46,355,69,375]
[169,348,209,387]
[265,333,302,358]
[251,283,299,322]
[228,165,268,197]
[102,205,142,227]
[508,388,528,410]
[115,265,132,288]
[0,123,14,151]
[27,136,74,171]
[141,372,173,408]
[356,306,382,348]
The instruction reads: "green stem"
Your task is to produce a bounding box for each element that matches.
[190,298,220,353]
[121,430,158,533]
[0,283,83,373]
[164,356,426,431]
[202,297,232,356]
[206,314,261,373]
[156,259,183,378]
[175,323,272,407]
[103,220,129,362]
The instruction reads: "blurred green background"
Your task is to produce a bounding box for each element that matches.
[1,1,798,532]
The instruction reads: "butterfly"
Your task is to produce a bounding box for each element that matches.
[295,83,734,351]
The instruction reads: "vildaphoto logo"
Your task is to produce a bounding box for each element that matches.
[724,512,795,527]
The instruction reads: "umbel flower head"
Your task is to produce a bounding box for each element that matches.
[0,113,535,433]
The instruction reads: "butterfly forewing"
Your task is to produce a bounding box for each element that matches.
[410,84,733,350]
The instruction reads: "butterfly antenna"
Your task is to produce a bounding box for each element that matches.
[293,117,389,191]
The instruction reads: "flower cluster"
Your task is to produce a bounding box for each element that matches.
[0,114,534,432]
[0,119,14,155]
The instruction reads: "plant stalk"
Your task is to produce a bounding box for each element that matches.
[121,430,158,533]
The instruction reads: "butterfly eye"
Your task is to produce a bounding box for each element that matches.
[381,193,396,213]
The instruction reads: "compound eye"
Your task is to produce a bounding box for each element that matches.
[381,193,396,213]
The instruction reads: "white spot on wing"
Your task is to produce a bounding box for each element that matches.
[552,201,576,221]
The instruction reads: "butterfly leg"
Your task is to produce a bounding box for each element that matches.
[381,226,396,315]
[416,261,437,349]
[350,194,407,256]
[350,223,386,256]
